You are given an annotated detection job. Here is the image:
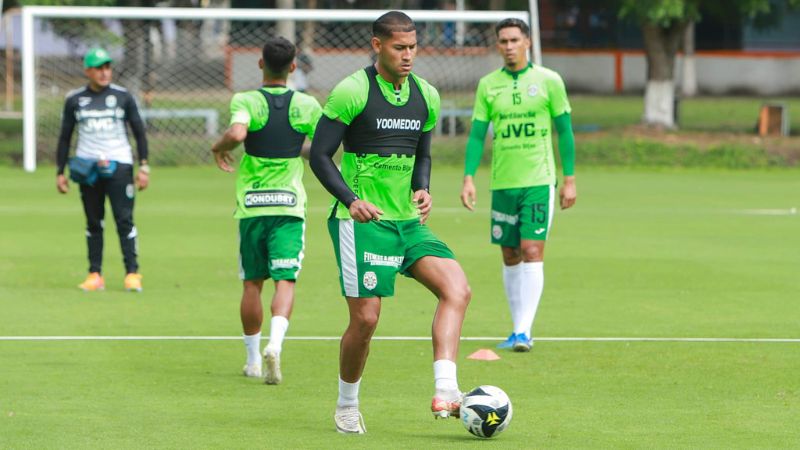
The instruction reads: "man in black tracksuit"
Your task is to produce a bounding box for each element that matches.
[55,48,150,292]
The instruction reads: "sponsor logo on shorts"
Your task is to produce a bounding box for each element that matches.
[534,228,546,235]
[126,184,135,199]
[363,251,403,268]
[492,225,503,240]
[270,258,300,269]
[363,271,378,290]
[244,190,297,208]
[491,210,518,225]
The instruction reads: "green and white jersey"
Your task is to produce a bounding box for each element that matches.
[230,86,322,220]
[323,67,440,221]
[473,64,570,190]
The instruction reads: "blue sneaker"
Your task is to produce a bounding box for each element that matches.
[496,333,516,349]
[512,333,532,352]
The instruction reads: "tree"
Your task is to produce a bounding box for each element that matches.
[619,0,798,129]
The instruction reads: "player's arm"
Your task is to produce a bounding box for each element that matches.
[125,93,150,190]
[211,123,247,173]
[461,119,489,211]
[411,131,432,224]
[55,98,76,194]
[554,112,576,209]
[211,93,251,173]
[309,117,382,223]
[296,96,323,161]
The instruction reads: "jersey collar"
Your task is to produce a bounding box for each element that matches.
[501,63,533,80]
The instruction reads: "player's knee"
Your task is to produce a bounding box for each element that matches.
[444,282,471,308]
[352,311,380,335]
[521,245,544,262]
[86,223,103,234]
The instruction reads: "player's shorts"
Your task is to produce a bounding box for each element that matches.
[239,215,304,281]
[327,218,455,298]
[490,185,555,247]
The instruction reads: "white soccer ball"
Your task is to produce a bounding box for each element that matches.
[459,385,513,438]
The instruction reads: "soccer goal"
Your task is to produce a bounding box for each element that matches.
[22,6,532,171]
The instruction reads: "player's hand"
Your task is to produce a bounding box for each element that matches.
[136,170,149,191]
[560,176,576,210]
[349,199,383,223]
[460,176,476,211]
[213,149,235,173]
[413,189,432,224]
[56,174,69,194]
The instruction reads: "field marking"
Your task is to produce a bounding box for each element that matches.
[734,208,797,216]
[0,336,798,343]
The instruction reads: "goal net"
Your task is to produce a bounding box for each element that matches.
[22,6,528,171]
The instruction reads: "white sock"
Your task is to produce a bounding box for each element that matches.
[243,332,262,366]
[517,262,544,337]
[502,263,523,333]
[433,359,459,396]
[337,377,361,408]
[265,315,289,353]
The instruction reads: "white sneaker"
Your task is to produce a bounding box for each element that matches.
[242,363,262,378]
[334,406,366,434]
[263,349,282,385]
[431,390,463,419]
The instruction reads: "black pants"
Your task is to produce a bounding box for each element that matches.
[79,163,138,274]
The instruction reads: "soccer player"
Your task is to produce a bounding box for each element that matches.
[55,48,149,292]
[460,18,577,352]
[211,37,322,385]
[310,11,471,434]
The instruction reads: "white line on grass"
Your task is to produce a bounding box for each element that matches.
[734,208,797,216]
[0,336,798,343]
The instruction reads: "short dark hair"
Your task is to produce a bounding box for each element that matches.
[262,36,296,75]
[495,18,530,37]
[373,11,416,40]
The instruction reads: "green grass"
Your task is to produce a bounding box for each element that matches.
[1,165,799,448]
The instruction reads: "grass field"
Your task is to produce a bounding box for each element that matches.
[1,165,799,448]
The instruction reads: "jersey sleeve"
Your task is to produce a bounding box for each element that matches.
[290,93,323,140]
[547,72,571,118]
[322,71,367,125]
[229,92,255,128]
[471,77,491,122]
[416,77,440,133]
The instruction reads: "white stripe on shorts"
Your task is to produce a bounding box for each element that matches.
[294,221,306,280]
[546,184,555,238]
[237,226,245,280]
[338,219,359,297]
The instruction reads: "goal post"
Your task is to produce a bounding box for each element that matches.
[22,6,532,172]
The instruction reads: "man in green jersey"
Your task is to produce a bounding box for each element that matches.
[211,37,322,385]
[310,11,471,434]
[460,18,577,352]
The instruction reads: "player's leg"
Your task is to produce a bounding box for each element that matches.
[407,255,471,418]
[334,295,380,434]
[491,189,523,347]
[400,221,470,418]
[498,245,522,348]
[106,164,141,291]
[262,216,305,385]
[238,217,270,377]
[241,279,265,377]
[262,279,293,385]
[78,180,106,291]
[513,184,555,352]
[328,218,400,433]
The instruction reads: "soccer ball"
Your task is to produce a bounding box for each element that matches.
[459,385,513,438]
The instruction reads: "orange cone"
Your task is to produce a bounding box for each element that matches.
[467,349,501,361]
